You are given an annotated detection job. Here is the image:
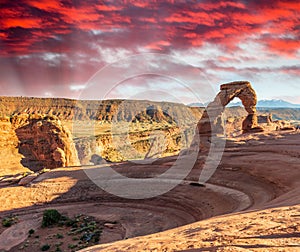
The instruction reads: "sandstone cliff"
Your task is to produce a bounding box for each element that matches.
[0,97,198,124]
[0,116,27,176]
[75,126,194,164]
[0,96,298,124]
[0,95,297,174]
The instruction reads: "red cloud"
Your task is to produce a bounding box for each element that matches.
[279,66,300,76]
[138,17,157,23]
[165,12,213,26]
[0,32,6,39]
[198,1,246,11]
[95,4,122,11]
[145,40,171,50]
[183,33,197,39]
[0,1,299,59]
[58,7,102,24]
[1,17,42,29]
[27,0,62,10]
[267,38,300,57]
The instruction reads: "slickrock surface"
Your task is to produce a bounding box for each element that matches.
[79,130,300,252]
[82,205,300,252]
[0,130,299,251]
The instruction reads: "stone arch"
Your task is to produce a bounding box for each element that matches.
[198,81,263,138]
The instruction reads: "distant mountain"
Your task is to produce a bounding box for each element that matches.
[236,99,300,108]
[188,102,206,107]
[189,99,300,108]
[256,99,300,108]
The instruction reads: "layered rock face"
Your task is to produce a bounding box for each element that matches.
[198,81,263,137]
[0,117,27,176]
[75,126,190,164]
[11,114,80,171]
[1,93,297,174]
[0,97,198,124]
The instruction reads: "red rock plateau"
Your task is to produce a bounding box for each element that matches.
[0,81,299,251]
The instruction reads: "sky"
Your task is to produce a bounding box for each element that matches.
[0,0,300,104]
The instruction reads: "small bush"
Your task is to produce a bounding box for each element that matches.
[55,242,63,251]
[64,217,78,227]
[28,229,35,237]
[55,247,62,252]
[68,244,77,249]
[56,233,64,239]
[42,209,62,227]
[55,242,63,247]
[2,219,13,227]
[41,244,50,251]
[2,215,18,227]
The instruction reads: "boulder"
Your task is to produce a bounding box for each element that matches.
[18,173,38,186]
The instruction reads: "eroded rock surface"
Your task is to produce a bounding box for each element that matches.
[0,117,26,176]
[11,113,80,171]
[75,126,189,164]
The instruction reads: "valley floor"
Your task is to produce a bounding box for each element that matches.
[0,130,300,251]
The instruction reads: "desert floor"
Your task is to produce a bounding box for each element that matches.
[0,130,300,251]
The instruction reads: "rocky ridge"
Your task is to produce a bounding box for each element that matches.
[0,97,199,124]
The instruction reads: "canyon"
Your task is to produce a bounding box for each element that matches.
[0,81,299,251]
[0,92,298,175]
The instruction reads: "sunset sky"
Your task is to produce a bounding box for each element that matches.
[0,0,299,104]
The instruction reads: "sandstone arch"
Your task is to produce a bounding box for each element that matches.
[198,81,263,138]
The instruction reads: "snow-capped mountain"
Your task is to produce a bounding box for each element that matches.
[256,99,300,108]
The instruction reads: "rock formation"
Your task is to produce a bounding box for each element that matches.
[198,81,263,138]
[0,93,297,173]
[0,97,198,125]
[0,116,26,176]
[75,126,187,164]
[258,114,273,124]
[11,113,80,171]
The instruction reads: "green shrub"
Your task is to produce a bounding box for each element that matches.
[55,247,62,252]
[68,244,77,249]
[54,242,63,251]
[56,233,64,239]
[41,244,50,251]
[2,215,18,227]
[28,229,35,237]
[42,209,62,227]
